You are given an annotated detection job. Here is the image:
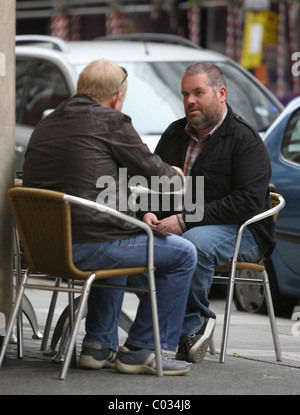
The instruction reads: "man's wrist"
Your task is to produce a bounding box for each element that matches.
[177,213,187,233]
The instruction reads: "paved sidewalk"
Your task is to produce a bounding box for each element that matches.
[0,293,299,396]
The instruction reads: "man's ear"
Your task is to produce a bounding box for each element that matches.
[218,86,227,104]
[111,92,122,109]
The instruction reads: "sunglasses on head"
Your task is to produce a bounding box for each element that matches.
[120,66,128,85]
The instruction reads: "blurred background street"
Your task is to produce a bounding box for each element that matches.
[15,0,300,105]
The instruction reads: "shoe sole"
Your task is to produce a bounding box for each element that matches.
[188,318,216,363]
[79,355,115,370]
[115,359,190,376]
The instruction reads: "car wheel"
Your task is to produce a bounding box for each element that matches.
[233,269,267,314]
[233,261,297,318]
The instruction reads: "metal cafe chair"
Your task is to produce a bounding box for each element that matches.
[213,192,285,363]
[0,187,163,379]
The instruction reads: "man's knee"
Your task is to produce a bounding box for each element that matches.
[185,240,197,265]
[182,227,207,252]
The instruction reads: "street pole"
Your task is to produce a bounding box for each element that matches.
[0,0,15,333]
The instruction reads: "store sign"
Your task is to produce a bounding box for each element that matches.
[0,52,6,77]
[241,10,278,70]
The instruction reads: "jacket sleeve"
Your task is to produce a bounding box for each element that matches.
[108,111,182,187]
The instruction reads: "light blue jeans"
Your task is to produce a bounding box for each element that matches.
[72,233,197,352]
[180,224,262,338]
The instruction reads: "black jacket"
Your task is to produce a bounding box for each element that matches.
[153,105,276,258]
[23,94,179,243]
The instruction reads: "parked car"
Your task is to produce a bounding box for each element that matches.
[234,97,300,317]
[15,33,283,173]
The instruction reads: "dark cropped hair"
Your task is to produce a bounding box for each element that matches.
[183,63,227,92]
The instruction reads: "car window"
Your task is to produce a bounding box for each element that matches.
[122,62,186,134]
[16,58,70,127]
[16,58,35,123]
[217,62,280,132]
[281,108,300,165]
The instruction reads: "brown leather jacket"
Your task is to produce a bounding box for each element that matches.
[23,94,179,243]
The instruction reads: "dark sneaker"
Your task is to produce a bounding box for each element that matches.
[176,318,216,363]
[79,343,116,370]
[115,346,190,376]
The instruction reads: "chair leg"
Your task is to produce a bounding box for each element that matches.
[16,305,23,359]
[21,292,43,340]
[41,277,62,351]
[14,227,23,359]
[0,270,29,368]
[67,281,77,367]
[59,274,96,380]
[219,266,236,363]
[147,267,163,377]
[262,271,282,362]
[52,314,73,363]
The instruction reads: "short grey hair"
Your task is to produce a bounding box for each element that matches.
[77,59,127,101]
[183,63,227,92]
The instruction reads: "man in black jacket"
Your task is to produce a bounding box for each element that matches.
[141,63,275,363]
[23,59,197,375]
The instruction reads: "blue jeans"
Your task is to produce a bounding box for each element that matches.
[72,233,197,352]
[180,224,262,338]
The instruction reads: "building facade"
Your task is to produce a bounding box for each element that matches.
[16,0,300,103]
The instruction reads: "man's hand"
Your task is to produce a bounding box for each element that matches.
[143,213,183,235]
[143,212,161,227]
[156,215,183,235]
